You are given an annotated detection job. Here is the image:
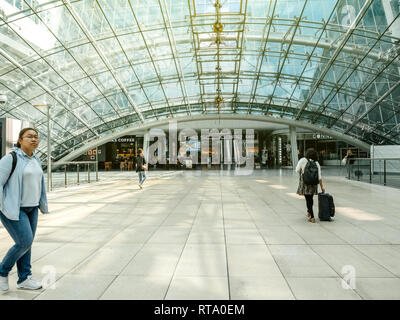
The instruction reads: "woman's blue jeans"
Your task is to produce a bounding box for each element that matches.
[0,206,38,284]
[138,171,146,184]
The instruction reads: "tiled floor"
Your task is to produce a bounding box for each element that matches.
[1,169,400,300]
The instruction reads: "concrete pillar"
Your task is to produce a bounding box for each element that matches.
[290,126,298,169]
[143,130,150,162]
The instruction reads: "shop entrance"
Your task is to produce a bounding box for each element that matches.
[104,136,138,170]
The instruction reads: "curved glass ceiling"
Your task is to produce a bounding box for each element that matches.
[0,0,400,160]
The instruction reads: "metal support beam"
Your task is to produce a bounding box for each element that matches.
[159,0,192,115]
[296,0,374,119]
[62,0,145,122]
[265,0,308,115]
[127,0,173,117]
[0,47,98,136]
[289,126,298,169]
[54,114,371,166]
[344,79,400,134]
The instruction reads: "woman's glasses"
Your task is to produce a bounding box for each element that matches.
[23,135,39,140]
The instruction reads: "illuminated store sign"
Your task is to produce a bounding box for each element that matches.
[111,138,135,143]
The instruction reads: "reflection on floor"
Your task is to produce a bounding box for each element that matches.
[1,169,400,300]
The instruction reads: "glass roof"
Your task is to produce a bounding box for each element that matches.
[0,0,399,160]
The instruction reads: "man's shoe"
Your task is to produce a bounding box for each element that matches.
[0,275,8,291]
[308,218,315,223]
[17,276,42,290]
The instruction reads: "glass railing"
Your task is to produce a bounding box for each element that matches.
[42,161,98,191]
[341,158,400,188]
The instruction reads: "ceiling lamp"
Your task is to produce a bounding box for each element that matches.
[213,22,223,33]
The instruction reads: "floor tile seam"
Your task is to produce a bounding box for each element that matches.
[288,257,399,279]
[110,194,189,246]
[5,231,100,280]
[4,246,69,281]
[220,181,233,300]
[31,239,110,300]
[162,274,227,279]
[162,197,204,300]
[352,243,400,246]
[237,189,297,300]
[317,213,395,245]
[90,187,190,299]
[315,217,400,277]
[282,275,385,279]
[291,222,352,244]
[92,275,119,300]
[28,242,68,266]
[80,222,164,300]
[351,222,400,241]
[56,221,121,244]
[33,227,101,239]
[35,189,186,300]
[39,174,398,298]
[37,273,119,300]
[301,241,365,300]
[286,211,350,245]
[25,222,104,282]
[252,192,289,221]
[277,213,364,299]
[343,243,400,278]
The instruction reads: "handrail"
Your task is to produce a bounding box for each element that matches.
[41,161,98,190]
[342,157,400,188]
[350,157,400,160]
[41,161,97,165]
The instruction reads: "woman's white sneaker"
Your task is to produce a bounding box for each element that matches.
[0,275,9,291]
[17,275,42,290]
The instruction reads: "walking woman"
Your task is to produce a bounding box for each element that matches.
[296,148,325,223]
[0,128,48,291]
[135,148,147,189]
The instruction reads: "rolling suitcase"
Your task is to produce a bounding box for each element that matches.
[318,192,335,221]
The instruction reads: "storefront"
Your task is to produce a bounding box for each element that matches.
[270,131,369,167]
[79,135,142,170]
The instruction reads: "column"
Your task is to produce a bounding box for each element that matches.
[143,129,150,163]
[290,126,298,169]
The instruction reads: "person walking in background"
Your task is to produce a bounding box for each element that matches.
[296,148,325,223]
[342,149,355,179]
[135,148,147,189]
[0,128,49,291]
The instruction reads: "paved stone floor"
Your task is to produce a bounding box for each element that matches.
[1,169,400,300]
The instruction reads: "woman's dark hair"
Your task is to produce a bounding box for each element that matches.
[16,127,39,148]
[305,148,318,161]
[138,148,143,155]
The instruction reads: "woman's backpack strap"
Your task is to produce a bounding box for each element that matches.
[5,151,17,184]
